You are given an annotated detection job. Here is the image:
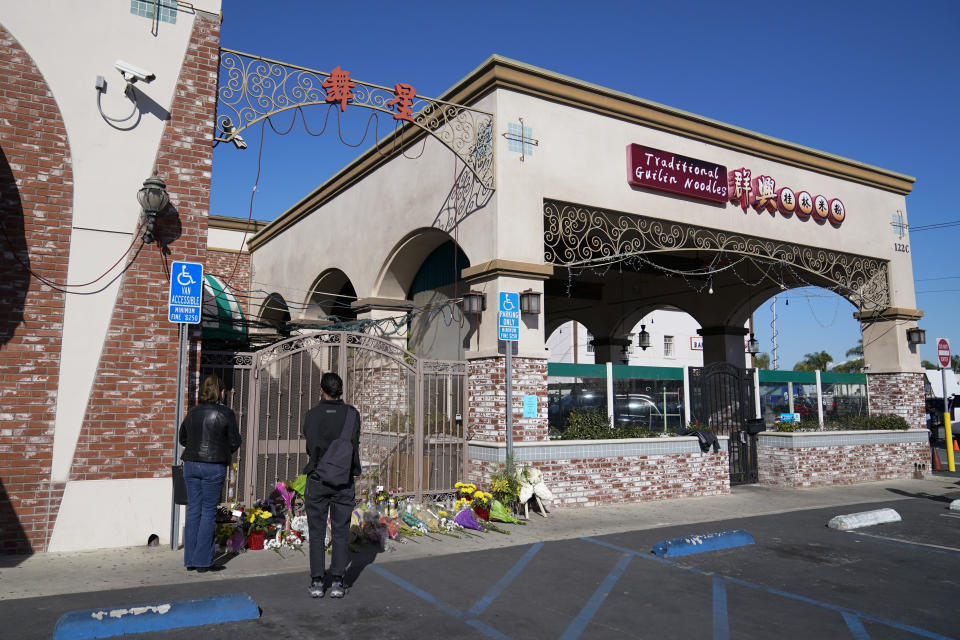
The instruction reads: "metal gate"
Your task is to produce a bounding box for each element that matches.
[199,331,468,506]
[688,363,758,485]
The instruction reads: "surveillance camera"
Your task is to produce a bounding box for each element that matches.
[115,60,155,84]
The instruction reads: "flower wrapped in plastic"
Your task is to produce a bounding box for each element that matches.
[489,499,521,524]
[264,528,305,558]
[454,506,484,531]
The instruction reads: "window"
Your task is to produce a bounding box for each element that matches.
[664,335,674,358]
[130,0,178,24]
[586,332,594,353]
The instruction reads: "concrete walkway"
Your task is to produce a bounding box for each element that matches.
[3,475,959,602]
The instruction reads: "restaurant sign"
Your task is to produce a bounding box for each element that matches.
[626,144,727,204]
[626,143,846,226]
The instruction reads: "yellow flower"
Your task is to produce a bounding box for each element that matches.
[455,482,463,488]
[259,511,271,520]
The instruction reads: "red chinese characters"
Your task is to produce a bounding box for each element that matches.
[387,83,416,122]
[727,167,845,226]
[322,66,356,112]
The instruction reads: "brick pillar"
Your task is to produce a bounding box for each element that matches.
[0,24,73,554]
[867,372,925,430]
[467,355,548,442]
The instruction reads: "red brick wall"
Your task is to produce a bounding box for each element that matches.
[0,24,73,554]
[68,14,221,493]
[469,449,729,507]
[757,436,928,487]
[867,372,925,429]
[205,248,251,316]
[468,356,548,442]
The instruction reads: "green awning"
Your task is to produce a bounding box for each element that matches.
[202,274,247,342]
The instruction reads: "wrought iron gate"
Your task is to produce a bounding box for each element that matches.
[688,363,758,485]
[199,332,468,506]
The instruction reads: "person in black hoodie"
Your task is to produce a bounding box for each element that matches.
[178,374,241,572]
[301,372,361,599]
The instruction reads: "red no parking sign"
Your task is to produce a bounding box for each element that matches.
[938,338,951,368]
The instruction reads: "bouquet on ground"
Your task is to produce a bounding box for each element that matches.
[244,507,275,532]
[470,490,493,521]
[264,527,305,557]
[490,464,521,507]
[489,499,521,524]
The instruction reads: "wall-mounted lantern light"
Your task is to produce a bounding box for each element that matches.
[747,333,760,354]
[461,290,486,316]
[637,325,651,351]
[906,327,926,345]
[137,173,169,244]
[519,289,541,315]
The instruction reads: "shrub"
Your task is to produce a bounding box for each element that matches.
[829,413,909,431]
[774,413,910,432]
[559,408,659,440]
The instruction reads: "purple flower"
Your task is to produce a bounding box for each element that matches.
[454,507,483,531]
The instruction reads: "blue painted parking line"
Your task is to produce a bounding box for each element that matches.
[581,537,953,640]
[842,612,871,640]
[468,542,543,616]
[559,553,632,640]
[712,576,729,640]
[368,565,509,640]
[53,593,259,639]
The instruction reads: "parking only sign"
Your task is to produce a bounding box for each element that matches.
[168,261,203,324]
[498,291,520,341]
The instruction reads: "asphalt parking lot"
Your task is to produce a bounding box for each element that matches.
[8,492,959,639]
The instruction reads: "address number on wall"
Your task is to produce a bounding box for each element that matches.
[894,243,909,253]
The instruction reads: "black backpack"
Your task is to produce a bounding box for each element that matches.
[313,407,358,488]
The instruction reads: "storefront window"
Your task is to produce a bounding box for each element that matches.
[612,377,683,431]
[822,382,867,421]
[547,375,607,436]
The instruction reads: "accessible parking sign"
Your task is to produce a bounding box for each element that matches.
[168,261,203,324]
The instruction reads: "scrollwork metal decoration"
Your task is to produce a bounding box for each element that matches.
[543,199,890,311]
[216,49,496,190]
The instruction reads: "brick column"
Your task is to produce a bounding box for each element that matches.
[0,23,74,554]
[867,372,925,430]
[467,355,548,442]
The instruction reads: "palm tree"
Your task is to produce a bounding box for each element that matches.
[794,350,833,372]
[831,340,864,373]
[952,354,960,373]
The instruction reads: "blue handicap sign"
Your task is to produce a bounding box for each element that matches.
[498,291,520,341]
[499,291,519,315]
[168,261,204,324]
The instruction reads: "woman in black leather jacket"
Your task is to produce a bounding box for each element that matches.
[178,375,241,572]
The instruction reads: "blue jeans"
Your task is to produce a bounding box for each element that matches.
[183,460,226,568]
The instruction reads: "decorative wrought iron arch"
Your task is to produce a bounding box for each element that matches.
[215,49,495,190]
[543,199,890,312]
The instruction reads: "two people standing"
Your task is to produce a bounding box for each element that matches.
[177,370,361,596]
[178,374,241,572]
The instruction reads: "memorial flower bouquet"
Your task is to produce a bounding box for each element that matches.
[470,490,493,520]
[245,507,275,532]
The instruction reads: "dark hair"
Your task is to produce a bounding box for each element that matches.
[320,372,343,398]
[199,374,223,404]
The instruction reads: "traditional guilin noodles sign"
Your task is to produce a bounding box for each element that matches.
[627,144,728,203]
[626,143,846,226]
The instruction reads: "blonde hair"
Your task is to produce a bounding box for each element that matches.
[199,374,223,404]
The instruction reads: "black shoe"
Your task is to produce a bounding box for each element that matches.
[308,579,326,598]
[186,566,196,571]
[329,579,346,599]
[196,564,225,573]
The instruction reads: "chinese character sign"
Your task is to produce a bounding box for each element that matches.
[322,66,356,112]
[726,167,845,226]
[387,83,416,122]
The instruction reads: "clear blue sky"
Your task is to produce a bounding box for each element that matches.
[211,0,959,370]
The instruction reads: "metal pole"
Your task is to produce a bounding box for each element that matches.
[170,323,187,550]
[505,341,513,473]
[943,366,955,472]
[505,340,513,473]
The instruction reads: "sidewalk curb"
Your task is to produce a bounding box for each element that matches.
[827,508,901,531]
[53,593,260,639]
[651,529,755,557]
